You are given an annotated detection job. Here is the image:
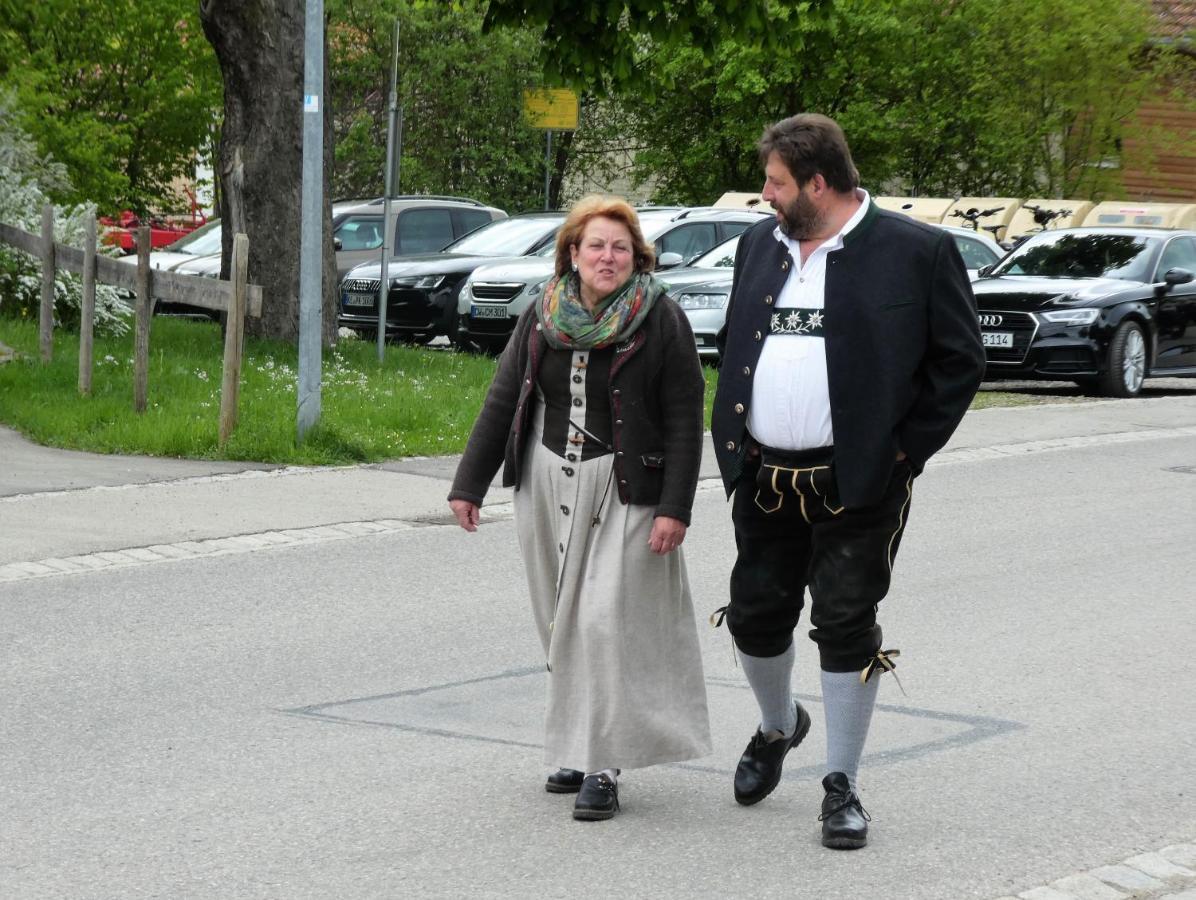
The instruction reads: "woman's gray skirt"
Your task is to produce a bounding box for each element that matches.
[513,414,711,773]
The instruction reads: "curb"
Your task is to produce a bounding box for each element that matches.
[995,842,1196,900]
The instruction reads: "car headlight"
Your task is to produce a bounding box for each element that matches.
[525,279,548,297]
[676,292,729,310]
[1040,308,1099,325]
[391,274,445,290]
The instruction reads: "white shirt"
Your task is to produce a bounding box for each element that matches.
[747,190,871,450]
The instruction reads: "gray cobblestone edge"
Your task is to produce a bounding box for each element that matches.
[0,503,516,584]
[994,842,1196,900]
[5,422,1195,582]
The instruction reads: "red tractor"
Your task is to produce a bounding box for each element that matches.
[100,190,209,254]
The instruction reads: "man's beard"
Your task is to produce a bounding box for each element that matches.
[775,191,824,240]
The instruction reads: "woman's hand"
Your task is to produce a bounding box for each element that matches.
[648,516,687,555]
[449,499,481,533]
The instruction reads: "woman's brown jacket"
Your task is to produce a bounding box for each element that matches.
[447,297,706,525]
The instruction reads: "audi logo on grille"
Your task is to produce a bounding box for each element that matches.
[978,314,1004,327]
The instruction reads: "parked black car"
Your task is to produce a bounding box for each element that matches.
[338,212,565,343]
[971,227,1196,396]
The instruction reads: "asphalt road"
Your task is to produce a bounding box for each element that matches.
[2,389,1195,899]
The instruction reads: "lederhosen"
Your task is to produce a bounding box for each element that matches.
[722,305,916,672]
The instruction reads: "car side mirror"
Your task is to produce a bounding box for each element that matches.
[1155,267,1194,295]
[657,251,684,270]
[333,237,343,251]
[977,264,994,278]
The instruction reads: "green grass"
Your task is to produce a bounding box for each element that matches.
[0,317,501,464]
[0,316,1043,464]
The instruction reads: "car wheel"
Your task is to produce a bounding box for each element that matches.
[1098,320,1146,398]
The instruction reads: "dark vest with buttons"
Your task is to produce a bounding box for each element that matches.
[711,205,985,509]
[449,296,707,526]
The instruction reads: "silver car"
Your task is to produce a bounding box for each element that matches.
[676,223,1005,363]
[454,207,768,353]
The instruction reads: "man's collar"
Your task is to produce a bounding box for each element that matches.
[774,189,871,251]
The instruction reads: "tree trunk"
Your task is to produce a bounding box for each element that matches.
[199,0,337,344]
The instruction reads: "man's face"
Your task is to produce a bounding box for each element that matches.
[761,152,824,240]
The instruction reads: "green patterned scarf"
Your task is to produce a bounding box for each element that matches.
[536,271,664,350]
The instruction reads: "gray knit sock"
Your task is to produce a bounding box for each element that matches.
[821,669,879,792]
[739,642,798,737]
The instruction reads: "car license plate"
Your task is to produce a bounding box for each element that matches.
[471,304,508,320]
[344,292,374,308]
[981,331,1013,348]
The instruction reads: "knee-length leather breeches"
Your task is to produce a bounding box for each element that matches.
[726,446,915,672]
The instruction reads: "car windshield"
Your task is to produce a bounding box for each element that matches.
[446,217,561,256]
[951,234,1001,270]
[991,233,1160,281]
[164,220,221,255]
[690,235,741,268]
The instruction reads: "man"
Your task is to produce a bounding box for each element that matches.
[711,114,984,849]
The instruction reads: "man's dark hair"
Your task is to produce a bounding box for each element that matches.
[758,114,860,193]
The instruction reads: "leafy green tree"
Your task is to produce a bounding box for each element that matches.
[577,0,1173,204]
[0,0,222,216]
[849,0,1167,198]
[329,0,551,212]
[481,0,831,88]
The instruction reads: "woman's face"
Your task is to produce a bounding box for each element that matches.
[570,215,636,306]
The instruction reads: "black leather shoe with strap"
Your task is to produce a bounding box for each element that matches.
[819,771,871,849]
[545,768,585,794]
[733,700,812,806]
[572,774,619,821]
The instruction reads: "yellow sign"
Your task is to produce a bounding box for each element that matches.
[523,89,579,130]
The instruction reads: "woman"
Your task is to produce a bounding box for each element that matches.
[448,195,711,822]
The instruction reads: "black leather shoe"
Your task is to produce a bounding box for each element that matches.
[819,772,870,849]
[545,768,585,793]
[572,774,619,821]
[733,701,811,806]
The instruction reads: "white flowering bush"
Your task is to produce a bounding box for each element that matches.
[0,89,131,336]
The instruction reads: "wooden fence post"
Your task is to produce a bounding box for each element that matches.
[79,212,96,395]
[218,233,249,446]
[40,204,54,362]
[133,226,151,412]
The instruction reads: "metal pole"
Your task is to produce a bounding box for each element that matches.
[378,18,399,363]
[544,129,552,211]
[395,90,403,193]
[297,0,324,442]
